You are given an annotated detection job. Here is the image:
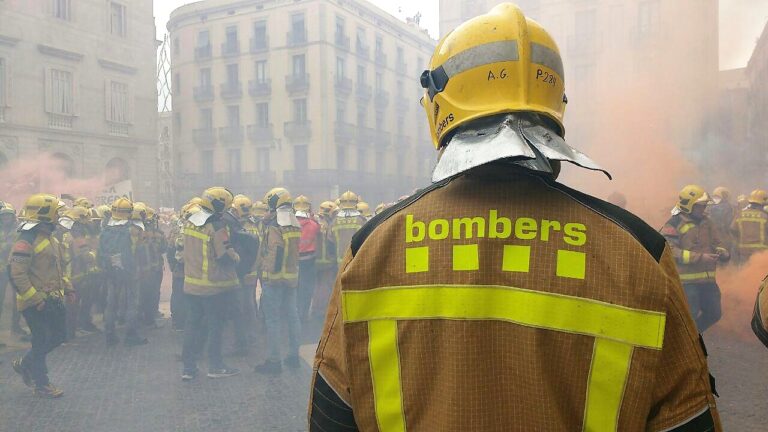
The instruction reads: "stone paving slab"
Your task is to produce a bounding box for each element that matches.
[0,323,312,432]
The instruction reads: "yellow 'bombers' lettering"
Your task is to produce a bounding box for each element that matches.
[406,211,587,246]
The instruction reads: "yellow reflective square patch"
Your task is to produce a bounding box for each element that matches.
[453,244,479,271]
[405,247,429,273]
[556,250,586,280]
[502,245,531,273]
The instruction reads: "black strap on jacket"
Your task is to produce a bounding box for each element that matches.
[309,373,359,432]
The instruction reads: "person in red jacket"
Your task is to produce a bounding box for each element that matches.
[293,196,320,325]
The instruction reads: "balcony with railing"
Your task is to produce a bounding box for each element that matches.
[374,89,389,109]
[250,36,269,53]
[374,51,387,67]
[334,121,355,144]
[193,85,214,102]
[284,120,312,141]
[220,81,243,100]
[195,44,212,61]
[48,113,74,129]
[218,126,244,145]
[355,83,372,101]
[374,130,391,147]
[192,128,216,146]
[356,42,369,59]
[285,73,310,94]
[107,121,130,136]
[335,32,350,50]
[221,40,240,57]
[357,126,376,143]
[247,124,274,144]
[335,77,352,95]
[287,30,307,47]
[248,79,271,97]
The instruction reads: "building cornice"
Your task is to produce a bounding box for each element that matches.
[37,44,84,62]
[0,35,20,47]
[169,0,435,49]
[98,59,138,75]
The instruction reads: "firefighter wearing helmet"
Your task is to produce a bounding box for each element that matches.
[98,197,148,347]
[731,189,768,264]
[312,201,338,321]
[254,187,302,375]
[0,202,26,342]
[661,185,729,333]
[293,195,321,323]
[326,191,368,267]
[309,4,720,431]
[181,187,241,381]
[10,194,73,398]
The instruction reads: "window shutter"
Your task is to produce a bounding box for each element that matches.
[44,67,53,113]
[71,70,79,116]
[127,83,134,123]
[104,79,111,121]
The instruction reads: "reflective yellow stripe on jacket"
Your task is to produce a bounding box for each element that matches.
[263,231,301,280]
[737,217,767,247]
[342,285,666,432]
[183,228,239,288]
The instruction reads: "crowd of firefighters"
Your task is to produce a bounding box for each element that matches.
[0,186,391,396]
[661,185,768,334]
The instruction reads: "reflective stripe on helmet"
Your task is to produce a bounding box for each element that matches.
[342,285,666,432]
[530,42,564,77]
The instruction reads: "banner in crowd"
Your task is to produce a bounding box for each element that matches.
[95,180,133,206]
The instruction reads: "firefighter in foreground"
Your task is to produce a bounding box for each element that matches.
[661,185,729,333]
[731,189,768,264]
[309,4,720,431]
[254,187,301,374]
[181,187,241,380]
[0,202,19,345]
[11,194,73,398]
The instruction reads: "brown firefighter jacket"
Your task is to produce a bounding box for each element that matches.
[328,211,368,265]
[63,223,98,284]
[315,215,336,271]
[259,217,301,288]
[183,215,240,296]
[242,219,262,286]
[10,227,72,311]
[309,165,720,432]
[660,213,728,284]
[731,204,768,258]
[753,275,768,349]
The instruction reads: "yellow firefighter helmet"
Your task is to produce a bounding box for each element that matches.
[0,202,16,216]
[712,187,731,202]
[232,194,253,219]
[749,189,768,206]
[677,185,710,214]
[23,194,60,224]
[251,201,269,218]
[180,202,202,221]
[111,197,134,221]
[421,3,566,149]
[264,187,292,211]
[294,195,311,212]
[73,197,94,209]
[357,201,372,217]
[132,202,148,220]
[201,187,234,214]
[375,203,387,215]
[318,201,336,217]
[65,206,91,224]
[338,191,359,210]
